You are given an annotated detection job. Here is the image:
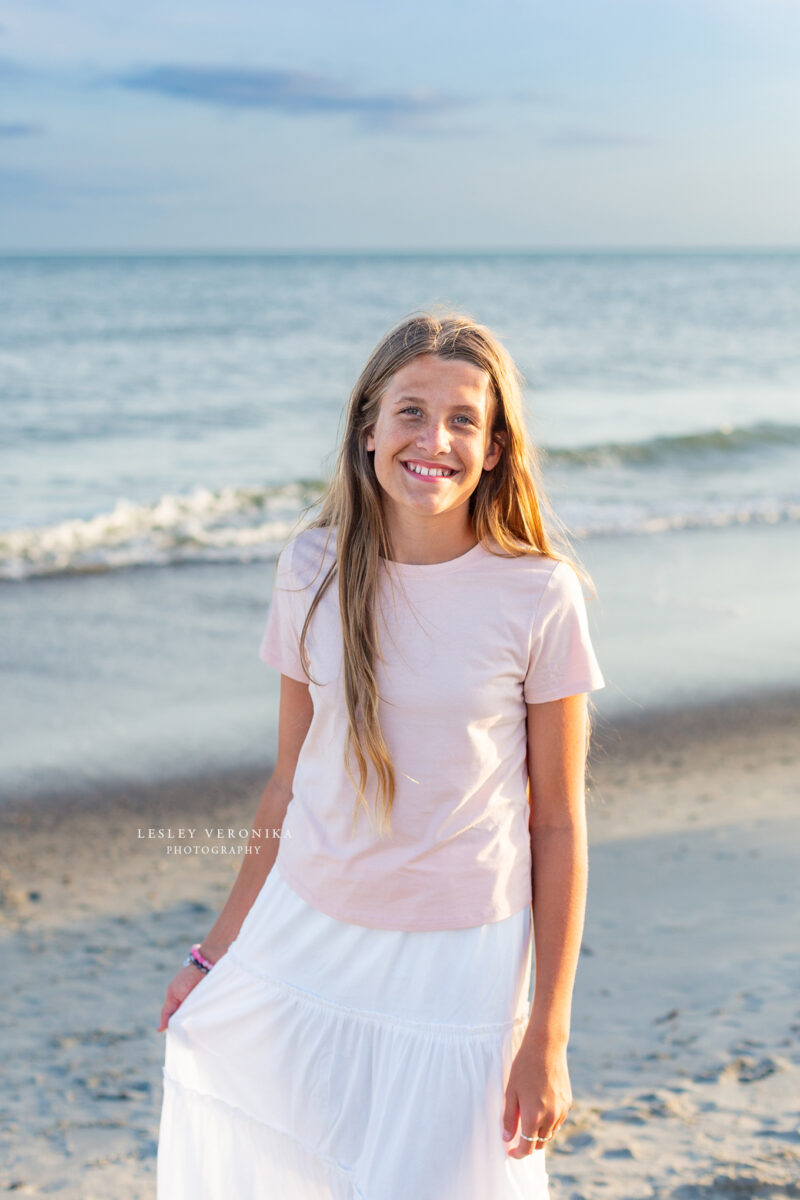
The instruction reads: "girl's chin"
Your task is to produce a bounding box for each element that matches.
[379,484,453,511]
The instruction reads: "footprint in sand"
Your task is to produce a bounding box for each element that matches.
[599,1106,647,1126]
[601,1145,637,1160]
[734,1055,782,1083]
[634,1091,697,1121]
[558,1130,597,1153]
[693,1055,783,1084]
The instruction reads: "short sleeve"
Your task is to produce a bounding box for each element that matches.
[258,541,308,682]
[524,560,606,703]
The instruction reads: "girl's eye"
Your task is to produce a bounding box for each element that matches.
[400,407,473,426]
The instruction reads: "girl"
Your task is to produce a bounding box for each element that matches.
[156,311,605,1199]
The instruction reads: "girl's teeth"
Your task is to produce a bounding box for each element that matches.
[406,463,453,477]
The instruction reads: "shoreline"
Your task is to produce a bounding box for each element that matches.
[3,680,799,823]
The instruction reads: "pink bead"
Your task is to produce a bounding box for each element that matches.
[190,943,215,971]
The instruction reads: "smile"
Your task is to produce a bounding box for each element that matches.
[401,461,457,481]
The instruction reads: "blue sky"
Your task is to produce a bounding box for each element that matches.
[1,0,799,250]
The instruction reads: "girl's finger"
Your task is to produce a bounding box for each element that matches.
[508,1125,533,1159]
[157,998,178,1032]
[507,1108,547,1158]
[502,1091,519,1144]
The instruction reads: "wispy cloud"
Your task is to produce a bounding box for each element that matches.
[115,64,467,134]
[0,121,43,138]
[543,126,653,150]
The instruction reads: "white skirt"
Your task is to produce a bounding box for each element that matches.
[158,863,550,1200]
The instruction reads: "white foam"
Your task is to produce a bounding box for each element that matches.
[0,483,324,581]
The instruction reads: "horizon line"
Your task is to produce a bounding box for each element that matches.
[1,243,800,258]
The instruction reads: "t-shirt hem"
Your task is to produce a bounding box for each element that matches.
[274,858,532,932]
[525,676,606,704]
[258,646,308,683]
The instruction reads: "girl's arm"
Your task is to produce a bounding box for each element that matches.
[157,674,312,1032]
[503,692,590,1155]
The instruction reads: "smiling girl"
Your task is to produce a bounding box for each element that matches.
[157,311,606,1199]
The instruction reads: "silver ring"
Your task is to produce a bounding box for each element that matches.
[519,1131,556,1144]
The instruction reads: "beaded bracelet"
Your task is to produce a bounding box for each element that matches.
[183,943,215,973]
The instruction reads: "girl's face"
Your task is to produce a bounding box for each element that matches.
[364,354,504,524]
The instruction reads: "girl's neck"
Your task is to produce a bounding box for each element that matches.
[381,513,478,566]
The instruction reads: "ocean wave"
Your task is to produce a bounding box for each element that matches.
[0,482,326,582]
[569,500,800,539]
[2,481,800,581]
[545,419,800,466]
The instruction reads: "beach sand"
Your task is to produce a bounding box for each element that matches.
[1,690,798,1199]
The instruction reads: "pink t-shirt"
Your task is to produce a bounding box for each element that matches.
[259,524,605,931]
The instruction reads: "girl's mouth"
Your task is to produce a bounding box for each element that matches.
[401,461,457,482]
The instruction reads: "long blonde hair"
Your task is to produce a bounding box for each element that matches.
[285,309,597,836]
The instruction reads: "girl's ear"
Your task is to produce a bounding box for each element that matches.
[484,429,506,471]
[365,427,375,452]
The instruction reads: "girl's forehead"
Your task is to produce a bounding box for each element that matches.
[383,355,491,400]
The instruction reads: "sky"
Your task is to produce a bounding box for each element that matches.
[1,0,799,251]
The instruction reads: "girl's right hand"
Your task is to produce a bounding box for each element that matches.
[157,963,207,1033]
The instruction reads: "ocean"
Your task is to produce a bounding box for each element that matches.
[2,251,799,802]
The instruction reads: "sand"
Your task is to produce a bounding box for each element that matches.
[1,689,798,1199]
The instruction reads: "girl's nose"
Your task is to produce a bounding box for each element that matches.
[417,420,451,453]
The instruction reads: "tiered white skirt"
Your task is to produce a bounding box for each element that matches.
[157,863,550,1199]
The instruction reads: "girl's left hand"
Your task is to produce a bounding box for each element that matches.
[502,1038,572,1158]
